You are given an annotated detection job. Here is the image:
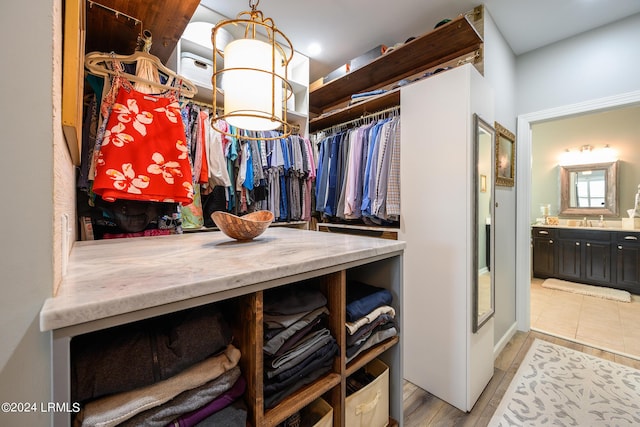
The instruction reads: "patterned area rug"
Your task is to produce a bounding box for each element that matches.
[542,278,631,302]
[488,339,640,426]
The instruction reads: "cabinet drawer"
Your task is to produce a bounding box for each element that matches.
[557,229,610,241]
[531,227,555,238]
[616,231,640,244]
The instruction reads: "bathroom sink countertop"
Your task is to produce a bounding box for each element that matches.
[532,223,640,232]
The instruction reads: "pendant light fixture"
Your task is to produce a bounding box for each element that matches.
[212,0,294,139]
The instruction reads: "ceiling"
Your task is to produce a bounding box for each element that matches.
[197,0,640,82]
[85,0,640,83]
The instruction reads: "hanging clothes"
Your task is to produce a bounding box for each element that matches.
[92,78,194,204]
[313,113,400,225]
[301,137,317,221]
[78,58,207,238]
[344,123,373,219]
[373,118,401,220]
[196,110,210,184]
[206,119,232,188]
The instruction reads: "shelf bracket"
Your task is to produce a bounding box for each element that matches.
[457,47,483,66]
[466,5,483,22]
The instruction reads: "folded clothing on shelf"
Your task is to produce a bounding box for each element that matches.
[119,367,243,427]
[263,284,328,316]
[264,307,329,356]
[71,304,233,403]
[263,285,338,410]
[345,281,398,363]
[346,281,393,322]
[170,374,247,427]
[192,399,248,427]
[347,323,398,362]
[76,344,241,427]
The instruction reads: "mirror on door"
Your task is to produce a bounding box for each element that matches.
[473,114,495,333]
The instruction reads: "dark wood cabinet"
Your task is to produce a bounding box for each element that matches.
[556,237,583,281]
[532,226,621,290]
[532,228,555,278]
[584,240,612,284]
[557,229,612,286]
[615,232,640,294]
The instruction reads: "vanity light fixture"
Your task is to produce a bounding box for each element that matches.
[211,0,294,140]
[558,144,618,166]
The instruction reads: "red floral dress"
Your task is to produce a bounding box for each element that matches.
[92,83,194,204]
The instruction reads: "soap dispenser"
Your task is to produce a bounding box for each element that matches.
[598,215,604,228]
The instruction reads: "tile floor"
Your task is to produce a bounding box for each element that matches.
[530,277,640,359]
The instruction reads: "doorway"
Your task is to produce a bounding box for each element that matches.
[515,90,640,356]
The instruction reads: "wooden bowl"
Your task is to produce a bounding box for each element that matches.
[211,210,274,241]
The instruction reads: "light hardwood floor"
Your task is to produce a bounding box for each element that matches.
[403,330,640,426]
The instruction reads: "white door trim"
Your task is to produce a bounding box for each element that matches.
[515,90,640,330]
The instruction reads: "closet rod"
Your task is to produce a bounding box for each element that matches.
[314,105,400,135]
[87,0,143,29]
[185,99,215,109]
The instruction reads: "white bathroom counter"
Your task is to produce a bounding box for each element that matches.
[40,227,405,334]
[532,224,640,232]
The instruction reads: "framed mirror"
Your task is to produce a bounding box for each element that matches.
[495,122,516,187]
[473,114,495,333]
[559,161,618,216]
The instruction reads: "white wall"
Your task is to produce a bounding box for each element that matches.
[531,106,640,220]
[0,1,74,425]
[482,8,518,347]
[516,13,640,116]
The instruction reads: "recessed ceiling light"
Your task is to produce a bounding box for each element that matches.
[308,42,322,56]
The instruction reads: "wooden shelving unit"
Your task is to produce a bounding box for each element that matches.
[309,15,483,132]
[237,269,402,427]
[309,14,483,116]
[44,230,404,427]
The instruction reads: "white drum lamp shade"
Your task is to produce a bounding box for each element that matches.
[222,38,284,131]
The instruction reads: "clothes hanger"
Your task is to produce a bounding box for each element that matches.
[84,50,198,98]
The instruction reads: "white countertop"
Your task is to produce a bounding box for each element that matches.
[40,228,405,332]
[531,224,639,232]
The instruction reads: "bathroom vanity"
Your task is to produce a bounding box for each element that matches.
[532,225,640,294]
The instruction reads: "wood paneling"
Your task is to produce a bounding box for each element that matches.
[85,0,199,62]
